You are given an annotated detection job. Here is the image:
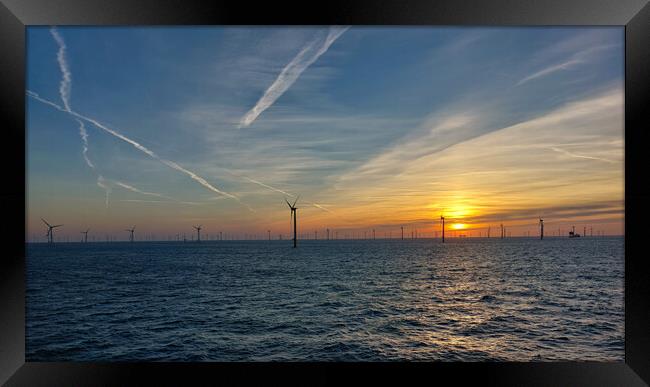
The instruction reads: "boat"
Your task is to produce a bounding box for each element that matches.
[569,226,580,238]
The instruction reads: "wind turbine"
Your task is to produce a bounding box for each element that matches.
[539,218,544,240]
[440,215,445,243]
[285,196,299,248]
[41,218,63,244]
[193,225,202,242]
[125,226,135,242]
[81,228,90,243]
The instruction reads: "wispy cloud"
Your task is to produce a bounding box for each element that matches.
[50,27,114,205]
[238,26,348,128]
[78,120,95,169]
[118,199,202,206]
[240,175,332,213]
[516,58,582,86]
[50,27,72,112]
[27,91,242,204]
[113,181,171,199]
[549,146,617,164]
[516,44,619,86]
[96,175,111,208]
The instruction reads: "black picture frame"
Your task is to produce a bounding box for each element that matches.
[1,0,648,385]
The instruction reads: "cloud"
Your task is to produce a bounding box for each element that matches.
[77,119,95,169]
[238,26,348,128]
[113,181,171,199]
[549,146,617,164]
[27,91,242,204]
[516,58,582,86]
[96,175,111,208]
[516,44,620,86]
[50,27,72,112]
[50,27,118,206]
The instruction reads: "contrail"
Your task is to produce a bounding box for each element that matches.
[241,175,332,213]
[27,91,243,204]
[50,27,115,207]
[96,175,111,208]
[77,119,95,169]
[50,27,72,112]
[114,181,172,200]
[516,59,581,86]
[119,199,202,206]
[550,146,617,164]
[238,26,348,128]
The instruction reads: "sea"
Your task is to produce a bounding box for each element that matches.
[26,237,624,361]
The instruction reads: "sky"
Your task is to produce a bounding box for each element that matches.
[26,26,624,242]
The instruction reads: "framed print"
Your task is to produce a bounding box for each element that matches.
[1,0,649,385]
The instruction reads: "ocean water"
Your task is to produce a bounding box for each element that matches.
[26,237,624,361]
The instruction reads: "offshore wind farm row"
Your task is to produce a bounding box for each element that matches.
[34,204,609,245]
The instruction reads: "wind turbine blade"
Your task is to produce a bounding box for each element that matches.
[292,195,300,208]
[53,225,63,228]
[285,198,292,208]
[41,218,52,227]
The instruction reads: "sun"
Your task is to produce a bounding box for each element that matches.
[451,223,467,230]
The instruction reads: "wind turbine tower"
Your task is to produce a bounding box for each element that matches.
[441,215,445,243]
[41,218,63,245]
[81,228,90,243]
[125,226,135,242]
[539,218,544,240]
[193,225,202,242]
[285,197,299,248]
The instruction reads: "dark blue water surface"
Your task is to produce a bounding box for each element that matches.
[26,237,624,361]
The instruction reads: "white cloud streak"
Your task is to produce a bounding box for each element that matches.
[96,175,111,208]
[50,27,115,205]
[238,26,348,128]
[516,59,582,86]
[114,181,172,199]
[50,27,72,112]
[241,175,332,213]
[550,146,617,164]
[516,44,619,86]
[27,91,242,204]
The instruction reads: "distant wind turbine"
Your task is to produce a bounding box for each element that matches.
[81,228,90,243]
[193,225,202,242]
[125,226,135,242]
[41,218,63,244]
[440,215,445,243]
[285,196,299,248]
[539,218,544,240]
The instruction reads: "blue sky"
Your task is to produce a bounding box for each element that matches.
[26,26,624,241]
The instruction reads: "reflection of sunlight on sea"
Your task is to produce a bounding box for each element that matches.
[26,237,624,361]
